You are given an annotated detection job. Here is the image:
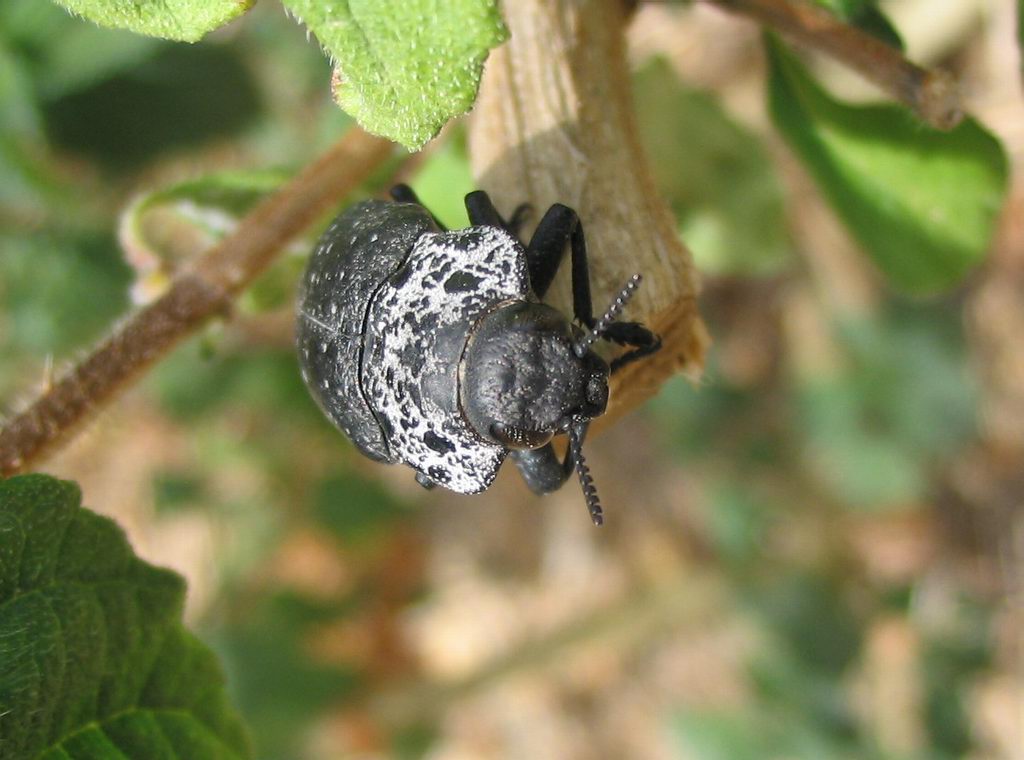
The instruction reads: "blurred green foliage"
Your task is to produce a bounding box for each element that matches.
[0,2,1007,758]
[312,471,415,546]
[42,44,261,170]
[654,299,991,759]
[798,306,977,509]
[1019,0,1024,85]
[0,232,130,358]
[634,59,792,277]
[767,37,1008,294]
[208,592,364,760]
[151,468,207,514]
[0,0,346,400]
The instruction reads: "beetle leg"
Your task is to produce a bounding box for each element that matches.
[464,190,507,229]
[467,195,593,318]
[415,471,438,490]
[601,321,654,345]
[601,321,663,373]
[525,204,570,299]
[512,424,604,526]
[464,190,533,238]
[389,184,448,231]
[609,335,663,373]
[506,203,533,237]
[528,207,660,371]
[525,205,595,329]
[568,216,595,326]
[389,183,420,204]
[510,443,574,494]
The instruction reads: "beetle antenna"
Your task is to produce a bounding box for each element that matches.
[568,421,603,526]
[574,273,642,357]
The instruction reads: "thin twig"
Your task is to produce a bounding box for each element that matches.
[0,128,395,477]
[704,0,963,130]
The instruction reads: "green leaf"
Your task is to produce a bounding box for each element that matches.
[810,0,903,49]
[634,58,791,276]
[0,474,250,760]
[51,0,254,43]
[282,0,508,149]
[144,170,290,215]
[766,37,1008,294]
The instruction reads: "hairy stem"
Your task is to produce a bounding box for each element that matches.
[0,128,395,477]
[469,0,709,432]
[704,0,963,130]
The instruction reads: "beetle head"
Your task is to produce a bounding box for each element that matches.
[460,275,644,526]
[461,301,609,450]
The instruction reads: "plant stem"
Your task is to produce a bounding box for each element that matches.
[469,0,709,431]
[704,0,963,130]
[0,128,395,477]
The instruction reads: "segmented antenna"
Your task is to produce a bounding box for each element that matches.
[574,273,643,357]
[568,422,603,526]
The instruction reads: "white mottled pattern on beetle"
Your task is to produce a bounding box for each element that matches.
[296,201,434,462]
[363,225,532,493]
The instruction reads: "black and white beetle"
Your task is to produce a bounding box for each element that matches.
[296,186,661,525]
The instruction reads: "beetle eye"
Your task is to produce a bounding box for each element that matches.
[489,423,554,450]
[585,375,608,410]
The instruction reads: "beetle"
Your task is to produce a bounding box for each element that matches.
[296,185,661,525]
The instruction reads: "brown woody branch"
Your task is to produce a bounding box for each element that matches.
[0,128,395,477]
[704,0,963,130]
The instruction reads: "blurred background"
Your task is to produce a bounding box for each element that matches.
[1,0,1021,757]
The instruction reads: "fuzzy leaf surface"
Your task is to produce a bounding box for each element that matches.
[282,0,507,149]
[52,0,253,43]
[0,474,250,760]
